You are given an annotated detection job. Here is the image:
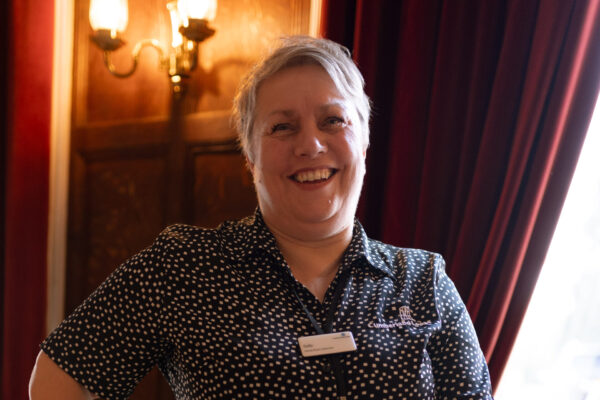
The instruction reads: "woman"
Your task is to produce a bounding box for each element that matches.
[30,36,493,399]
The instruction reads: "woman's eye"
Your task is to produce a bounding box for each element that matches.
[324,117,345,127]
[270,123,292,134]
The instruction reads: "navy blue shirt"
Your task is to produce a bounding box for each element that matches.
[42,210,493,399]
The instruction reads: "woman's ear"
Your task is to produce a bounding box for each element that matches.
[245,155,255,175]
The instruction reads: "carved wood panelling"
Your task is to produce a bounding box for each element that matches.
[67,152,168,312]
[190,142,256,228]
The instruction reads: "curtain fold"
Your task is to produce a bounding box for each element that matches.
[0,0,8,393]
[2,0,54,398]
[322,0,600,389]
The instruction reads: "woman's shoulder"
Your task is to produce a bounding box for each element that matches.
[159,223,219,242]
[152,215,259,260]
[152,223,221,254]
[362,237,450,294]
[366,238,444,270]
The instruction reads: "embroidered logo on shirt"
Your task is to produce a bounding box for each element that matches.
[368,306,430,328]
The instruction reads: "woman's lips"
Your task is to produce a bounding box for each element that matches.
[289,168,337,183]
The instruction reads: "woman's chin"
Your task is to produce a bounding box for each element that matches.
[261,197,354,234]
[290,205,353,232]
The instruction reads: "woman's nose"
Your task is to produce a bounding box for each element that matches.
[293,124,327,158]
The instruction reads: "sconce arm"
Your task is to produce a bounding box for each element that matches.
[103,39,167,78]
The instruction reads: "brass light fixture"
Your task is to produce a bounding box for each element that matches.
[89,0,217,94]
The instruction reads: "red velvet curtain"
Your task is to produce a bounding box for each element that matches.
[1,0,54,398]
[322,0,600,390]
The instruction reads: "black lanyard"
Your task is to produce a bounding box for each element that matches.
[291,266,352,335]
[289,266,353,399]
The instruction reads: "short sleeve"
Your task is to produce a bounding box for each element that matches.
[427,254,494,399]
[41,227,179,400]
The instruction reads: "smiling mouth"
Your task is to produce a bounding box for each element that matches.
[290,168,337,183]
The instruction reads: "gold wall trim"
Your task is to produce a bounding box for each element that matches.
[309,0,322,37]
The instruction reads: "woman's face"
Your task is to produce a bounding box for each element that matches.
[249,64,367,241]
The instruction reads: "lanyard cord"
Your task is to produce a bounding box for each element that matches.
[324,267,352,333]
[291,266,352,335]
[292,290,325,334]
[290,266,353,399]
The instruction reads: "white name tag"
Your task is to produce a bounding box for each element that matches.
[298,331,357,357]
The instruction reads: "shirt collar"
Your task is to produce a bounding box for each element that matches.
[218,208,281,264]
[221,208,396,281]
[343,218,397,281]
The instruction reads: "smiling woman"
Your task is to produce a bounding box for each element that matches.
[250,64,366,245]
[30,36,493,399]
[248,64,367,301]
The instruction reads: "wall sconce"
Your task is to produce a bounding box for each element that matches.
[89,0,217,94]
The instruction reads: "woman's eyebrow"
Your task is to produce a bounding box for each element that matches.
[266,109,296,118]
[318,101,348,112]
[265,101,347,118]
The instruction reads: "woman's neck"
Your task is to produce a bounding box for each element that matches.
[267,222,353,302]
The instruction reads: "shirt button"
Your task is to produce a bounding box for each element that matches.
[322,362,331,373]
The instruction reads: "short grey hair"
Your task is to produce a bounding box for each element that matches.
[232,36,371,162]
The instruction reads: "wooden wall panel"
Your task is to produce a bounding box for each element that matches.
[191,144,256,228]
[86,156,167,282]
[82,0,172,123]
[67,153,168,312]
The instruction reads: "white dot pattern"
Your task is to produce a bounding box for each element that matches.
[42,210,493,399]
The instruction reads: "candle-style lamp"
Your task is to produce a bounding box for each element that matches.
[89,0,217,94]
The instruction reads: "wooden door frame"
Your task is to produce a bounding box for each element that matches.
[47,0,75,334]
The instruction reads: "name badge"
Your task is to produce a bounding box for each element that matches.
[298,331,357,357]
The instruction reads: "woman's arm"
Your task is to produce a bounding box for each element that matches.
[428,255,493,399]
[29,350,98,400]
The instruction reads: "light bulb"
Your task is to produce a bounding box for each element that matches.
[89,0,128,33]
[177,0,217,21]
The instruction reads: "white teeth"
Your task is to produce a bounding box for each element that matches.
[294,168,334,183]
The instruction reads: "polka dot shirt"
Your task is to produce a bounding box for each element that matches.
[42,210,493,399]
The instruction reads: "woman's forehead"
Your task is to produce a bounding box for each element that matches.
[260,64,335,92]
[255,66,350,114]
